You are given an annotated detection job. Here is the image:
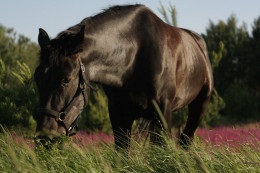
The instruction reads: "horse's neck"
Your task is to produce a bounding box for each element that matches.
[86,55,125,87]
[83,46,136,87]
[80,9,140,87]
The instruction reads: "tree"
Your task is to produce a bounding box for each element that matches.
[203,16,250,95]
[247,17,260,91]
[79,87,111,133]
[203,16,260,123]
[0,25,39,71]
[0,58,38,132]
[0,25,39,133]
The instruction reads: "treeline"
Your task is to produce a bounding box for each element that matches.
[203,16,260,124]
[0,14,259,134]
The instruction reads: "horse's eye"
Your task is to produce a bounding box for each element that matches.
[61,78,70,87]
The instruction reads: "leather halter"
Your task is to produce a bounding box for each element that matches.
[39,58,88,136]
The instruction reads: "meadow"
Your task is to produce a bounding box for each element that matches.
[0,124,259,173]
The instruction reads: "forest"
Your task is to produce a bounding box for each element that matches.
[0,8,259,134]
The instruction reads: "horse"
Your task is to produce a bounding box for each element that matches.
[34,4,213,150]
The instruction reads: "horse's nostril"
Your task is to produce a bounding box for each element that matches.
[36,136,48,143]
[39,138,45,144]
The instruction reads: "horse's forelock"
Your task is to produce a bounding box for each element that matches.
[39,40,70,67]
[39,24,84,67]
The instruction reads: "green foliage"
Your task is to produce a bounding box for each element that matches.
[0,25,39,133]
[79,88,111,133]
[158,1,177,26]
[172,89,226,130]
[0,58,38,132]
[0,58,6,86]
[210,41,226,71]
[203,15,260,124]
[247,17,260,91]
[203,89,225,127]
[12,61,32,86]
[223,81,259,123]
[203,15,250,95]
[171,107,188,134]
[0,25,39,70]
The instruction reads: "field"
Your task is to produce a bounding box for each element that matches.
[0,124,259,173]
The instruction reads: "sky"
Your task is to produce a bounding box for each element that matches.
[0,1,259,43]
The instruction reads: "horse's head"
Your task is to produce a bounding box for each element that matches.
[34,26,88,143]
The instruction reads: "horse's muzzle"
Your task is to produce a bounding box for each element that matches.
[35,128,66,149]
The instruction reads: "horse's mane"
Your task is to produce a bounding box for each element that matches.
[84,4,142,22]
[80,4,143,27]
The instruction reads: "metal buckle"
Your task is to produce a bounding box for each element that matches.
[58,112,66,121]
[80,62,85,73]
[80,83,86,90]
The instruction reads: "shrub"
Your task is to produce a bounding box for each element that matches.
[223,81,259,123]
[0,58,38,133]
[79,88,112,133]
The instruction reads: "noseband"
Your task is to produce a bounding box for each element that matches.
[39,58,89,136]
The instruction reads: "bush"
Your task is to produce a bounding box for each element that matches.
[223,81,259,123]
[79,88,112,133]
[172,88,225,132]
[203,89,225,127]
[0,58,38,133]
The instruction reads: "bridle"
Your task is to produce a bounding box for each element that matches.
[39,58,89,136]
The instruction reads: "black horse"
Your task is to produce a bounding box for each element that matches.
[34,5,213,149]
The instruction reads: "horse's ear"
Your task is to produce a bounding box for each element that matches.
[38,28,50,49]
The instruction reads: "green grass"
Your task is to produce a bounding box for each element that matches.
[0,131,259,173]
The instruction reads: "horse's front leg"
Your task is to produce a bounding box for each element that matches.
[107,98,134,151]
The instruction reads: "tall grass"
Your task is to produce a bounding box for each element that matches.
[0,129,259,173]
